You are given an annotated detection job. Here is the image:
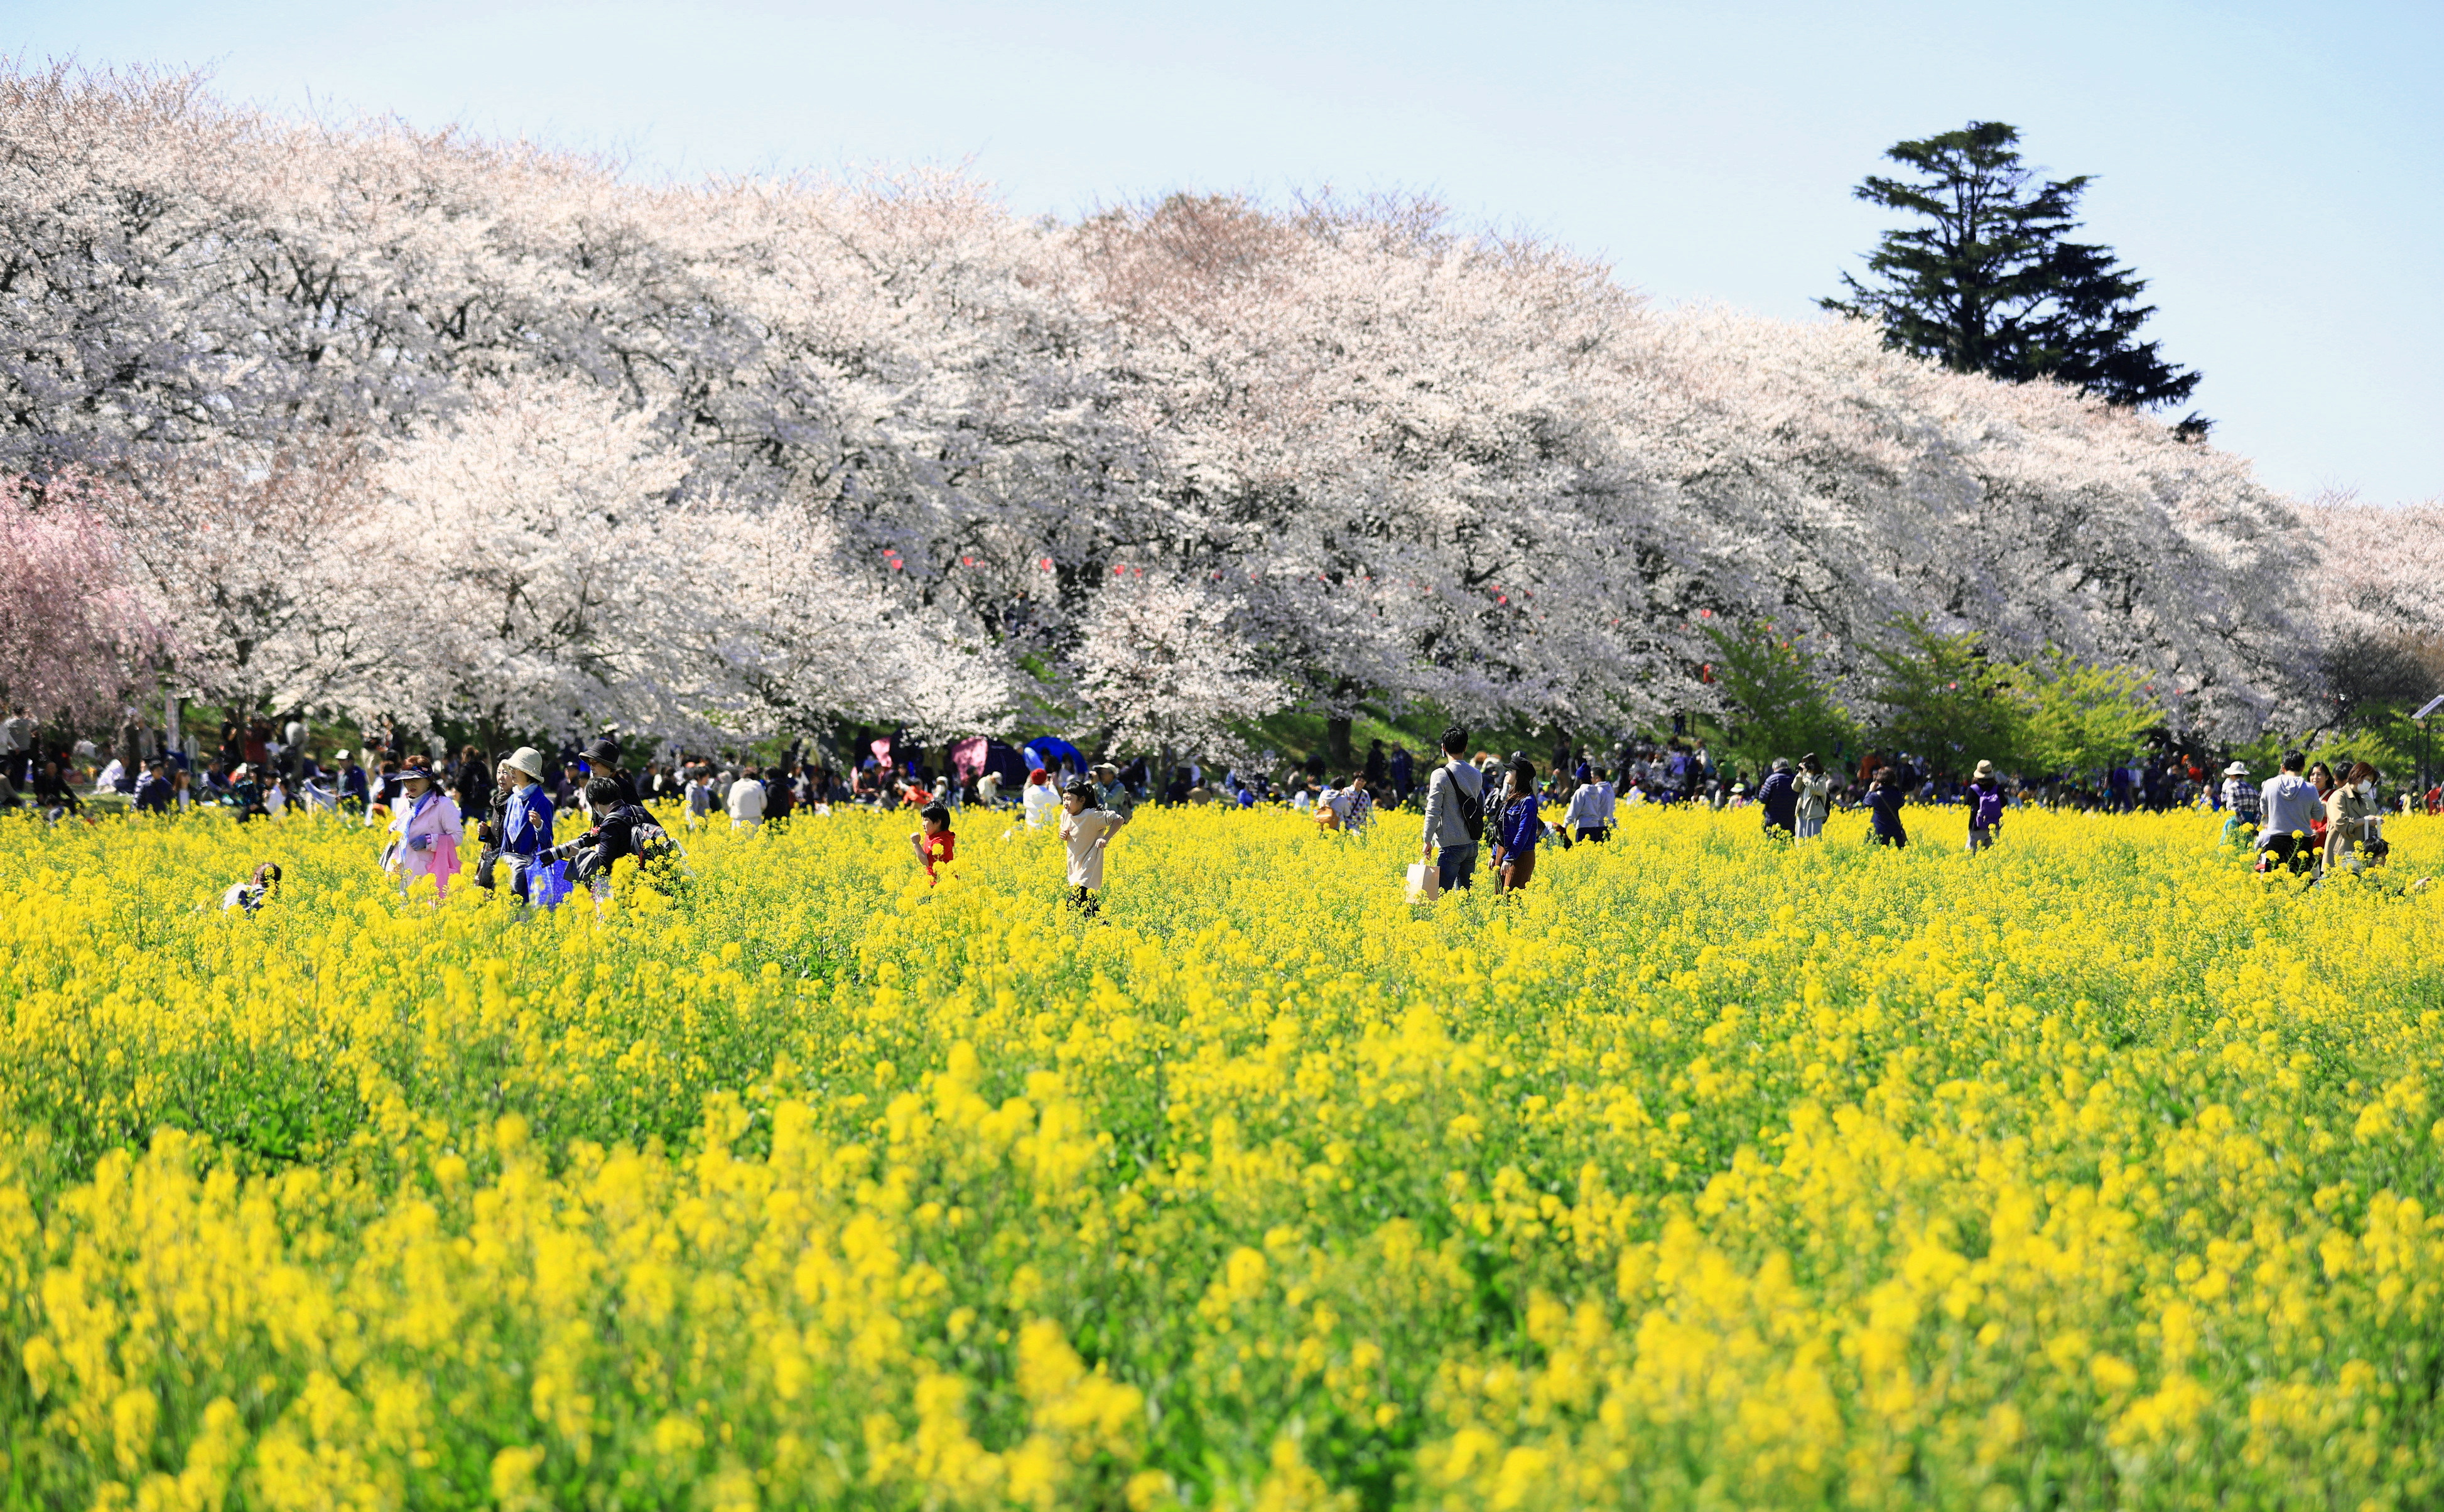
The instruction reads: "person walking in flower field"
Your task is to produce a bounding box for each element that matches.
[1865,765,1908,849]
[2323,760,2384,876]
[386,755,464,903]
[1022,769,1060,829]
[494,747,556,902]
[727,765,767,832]
[2218,760,2259,845]
[1420,725,1486,892]
[1756,758,1797,838]
[1490,757,1542,895]
[1965,760,2006,853]
[1793,752,1836,840]
[1058,779,1125,916]
[1565,764,1616,841]
[2257,752,2319,874]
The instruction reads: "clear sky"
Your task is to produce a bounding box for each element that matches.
[9,0,2438,506]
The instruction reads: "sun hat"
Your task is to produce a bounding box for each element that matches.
[2223,760,2250,776]
[506,747,547,781]
[1974,759,1996,778]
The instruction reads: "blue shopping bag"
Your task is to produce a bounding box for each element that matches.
[531,858,571,909]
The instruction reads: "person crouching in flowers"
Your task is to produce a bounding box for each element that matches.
[386,755,464,902]
[222,861,280,914]
[540,775,673,899]
[911,802,955,885]
[1058,779,1125,916]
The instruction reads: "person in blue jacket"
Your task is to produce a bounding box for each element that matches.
[497,746,558,901]
[1756,757,1798,836]
[1491,756,1542,894]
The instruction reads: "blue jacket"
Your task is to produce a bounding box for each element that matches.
[1497,795,1542,853]
[502,785,556,858]
[1867,785,1907,838]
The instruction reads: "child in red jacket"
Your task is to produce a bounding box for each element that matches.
[910,802,955,884]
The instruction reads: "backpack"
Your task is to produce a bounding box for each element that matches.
[1972,783,2004,827]
[631,815,678,866]
[1449,765,1486,843]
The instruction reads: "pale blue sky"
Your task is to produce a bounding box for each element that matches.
[9,1,2438,506]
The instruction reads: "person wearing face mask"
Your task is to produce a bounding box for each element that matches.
[2323,760,2383,875]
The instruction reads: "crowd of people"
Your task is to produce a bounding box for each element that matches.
[3,705,2433,912]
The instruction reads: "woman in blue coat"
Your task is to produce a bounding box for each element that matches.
[1491,756,1542,893]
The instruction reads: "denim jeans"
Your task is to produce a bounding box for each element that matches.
[1436,843,1479,892]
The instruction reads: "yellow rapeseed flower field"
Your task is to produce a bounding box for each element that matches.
[4,802,2443,1510]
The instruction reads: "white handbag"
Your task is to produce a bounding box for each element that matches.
[1405,860,1441,903]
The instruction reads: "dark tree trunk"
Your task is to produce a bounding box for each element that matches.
[1325,716,1354,771]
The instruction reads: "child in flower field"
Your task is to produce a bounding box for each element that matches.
[1058,779,1125,915]
[911,802,955,885]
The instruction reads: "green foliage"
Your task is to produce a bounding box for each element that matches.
[2016,651,2161,774]
[1699,622,1859,776]
[1822,120,2203,425]
[1860,618,2023,776]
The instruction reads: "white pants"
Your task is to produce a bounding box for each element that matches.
[1795,814,1824,840]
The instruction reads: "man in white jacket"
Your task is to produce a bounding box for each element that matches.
[727,765,767,831]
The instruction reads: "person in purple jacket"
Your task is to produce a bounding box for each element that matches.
[1490,755,1542,894]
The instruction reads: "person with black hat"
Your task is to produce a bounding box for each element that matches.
[585,735,639,806]
[1058,778,1126,916]
[386,754,465,902]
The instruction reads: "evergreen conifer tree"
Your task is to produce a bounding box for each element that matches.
[1823,121,2206,435]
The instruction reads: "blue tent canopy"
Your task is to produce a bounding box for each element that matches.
[1022,736,1085,774]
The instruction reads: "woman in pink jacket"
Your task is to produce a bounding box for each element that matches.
[387,755,465,902]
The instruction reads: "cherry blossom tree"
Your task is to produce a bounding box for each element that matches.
[0,62,2354,752]
[100,436,378,717]
[1073,570,1288,752]
[0,474,154,721]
